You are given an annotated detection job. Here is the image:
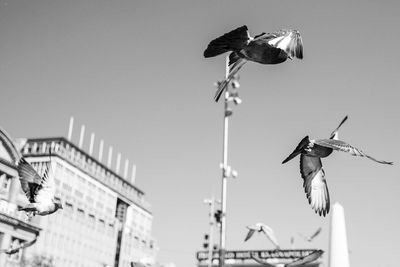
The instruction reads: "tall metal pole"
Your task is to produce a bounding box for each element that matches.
[219,56,230,267]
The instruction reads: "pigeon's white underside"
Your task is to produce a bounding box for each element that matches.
[300,155,330,216]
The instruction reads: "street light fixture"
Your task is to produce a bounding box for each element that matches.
[217,56,241,267]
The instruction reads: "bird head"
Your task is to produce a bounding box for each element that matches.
[54,199,63,210]
[282,136,310,164]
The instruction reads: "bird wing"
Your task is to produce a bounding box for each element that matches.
[214,57,247,102]
[34,172,55,205]
[329,116,348,139]
[244,228,256,242]
[300,155,330,216]
[204,25,250,58]
[309,227,322,241]
[17,158,47,203]
[285,250,324,267]
[298,232,309,241]
[264,29,303,59]
[314,139,393,165]
[3,238,37,255]
[260,224,280,249]
[19,237,37,249]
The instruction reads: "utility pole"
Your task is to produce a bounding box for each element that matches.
[218,56,241,267]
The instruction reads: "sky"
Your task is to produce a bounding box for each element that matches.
[0,1,399,267]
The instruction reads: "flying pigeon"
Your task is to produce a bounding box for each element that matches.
[282,116,393,216]
[299,227,322,242]
[204,25,303,102]
[244,223,280,249]
[0,237,37,255]
[17,158,63,216]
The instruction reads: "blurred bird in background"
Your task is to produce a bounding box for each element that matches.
[244,222,280,249]
[282,116,393,216]
[298,227,322,242]
[204,25,303,102]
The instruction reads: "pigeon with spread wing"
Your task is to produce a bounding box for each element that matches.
[0,237,37,255]
[204,25,303,102]
[282,116,392,216]
[245,223,280,249]
[17,158,62,216]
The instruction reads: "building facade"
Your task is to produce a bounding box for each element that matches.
[0,126,157,267]
[21,137,157,267]
[0,128,41,267]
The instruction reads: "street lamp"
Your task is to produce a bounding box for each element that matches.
[217,56,241,267]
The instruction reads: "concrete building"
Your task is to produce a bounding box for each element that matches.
[0,128,41,267]
[20,136,157,267]
[0,121,157,267]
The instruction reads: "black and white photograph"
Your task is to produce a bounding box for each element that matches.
[0,1,398,267]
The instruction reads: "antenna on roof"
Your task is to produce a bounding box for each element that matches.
[124,159,129,179]
[107,146,113,168]
[89,132,95,155]
[67,117,74,141]
[78,124,85,148]
[116,153,121,174]
[131,164,136,184]
[99,139,104,162]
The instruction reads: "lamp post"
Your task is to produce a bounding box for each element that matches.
[218,56,241,267]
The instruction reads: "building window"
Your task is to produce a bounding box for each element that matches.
[76,208,85,226]
[77,175,86,185]
[74,190,83,198]
[0,174,10,194]
[96,201,104,210]
[62,183,72,193]
[98,219,105,232]
[88,214,95,228]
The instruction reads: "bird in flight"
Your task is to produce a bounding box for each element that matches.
[204,25,303,102]
[0,237,37,255]
[282,116,393,216]
[298,227,322,242]
[17,157,63,216]
[245,223,280,249]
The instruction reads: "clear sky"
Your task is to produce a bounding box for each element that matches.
[0,1,399,267]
